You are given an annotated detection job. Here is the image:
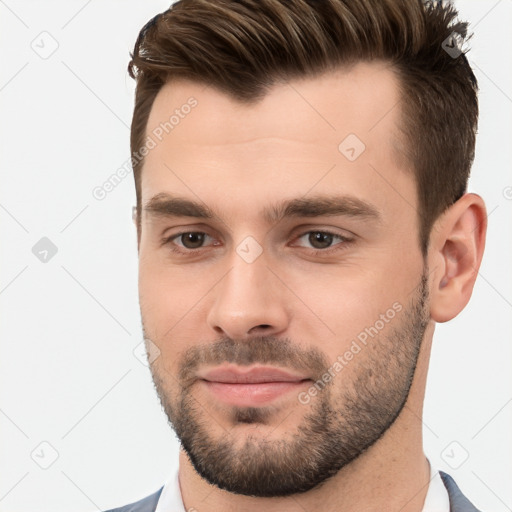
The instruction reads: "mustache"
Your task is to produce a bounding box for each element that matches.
[173,336,330,385]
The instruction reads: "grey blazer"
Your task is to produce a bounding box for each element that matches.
[104,471,481,512]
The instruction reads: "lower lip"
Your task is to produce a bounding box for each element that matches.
[201,380,310,407]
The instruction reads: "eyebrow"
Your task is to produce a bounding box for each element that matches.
[143,192,381,225]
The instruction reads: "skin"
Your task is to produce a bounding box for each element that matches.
[136,62,487,512]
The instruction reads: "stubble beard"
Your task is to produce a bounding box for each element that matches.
[145,272,429,497]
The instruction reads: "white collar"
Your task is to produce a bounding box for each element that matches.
[155,459,449,512]
[422,463,451,512]
[155,466,185,512]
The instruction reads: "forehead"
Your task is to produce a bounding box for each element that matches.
[147,61,401,146]
[141,61,414,223]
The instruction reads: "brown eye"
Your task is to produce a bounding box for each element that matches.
[179,232,206,249]
[292,230,351,254]
[308,232,335,249]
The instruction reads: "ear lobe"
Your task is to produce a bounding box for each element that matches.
[429,193,487,323]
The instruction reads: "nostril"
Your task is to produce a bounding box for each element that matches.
[249,324,272,333]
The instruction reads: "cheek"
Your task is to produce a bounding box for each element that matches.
[285,261,415,354]
[138,254,183,344]
[138,245,195,311]
[138,256,217,359]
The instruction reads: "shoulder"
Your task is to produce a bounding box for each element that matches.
[103,487,164,512]
[440,471,482,512]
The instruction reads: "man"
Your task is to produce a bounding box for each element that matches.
[108,0,487,510]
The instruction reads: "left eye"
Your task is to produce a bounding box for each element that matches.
[172,232,214,249]
[294,230,347,250]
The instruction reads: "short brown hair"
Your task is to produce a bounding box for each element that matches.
[128,0,478,254]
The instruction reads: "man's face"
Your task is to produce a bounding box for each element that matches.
[137,62,430,496]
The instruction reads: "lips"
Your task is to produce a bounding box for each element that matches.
[197,366,311,407]
[198,365,310,384]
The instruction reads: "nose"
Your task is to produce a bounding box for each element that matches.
[206,252,290,340]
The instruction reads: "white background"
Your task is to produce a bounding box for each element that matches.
[0,1,511,511]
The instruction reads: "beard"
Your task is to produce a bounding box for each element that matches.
[144,271,429,498]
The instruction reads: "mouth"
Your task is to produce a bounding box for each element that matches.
[197,365,312,407]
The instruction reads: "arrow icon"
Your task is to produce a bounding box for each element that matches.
[30,441,59,469]
[441,440,469,469]
[32,237,58,262]
[338,134,365,161]
[236,236,263,263]
[34,448,45,458]
[30,31,59,60]
[442,32,462,58]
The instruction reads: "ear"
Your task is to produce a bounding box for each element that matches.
[132,206,141,252]
[428,193,487,323]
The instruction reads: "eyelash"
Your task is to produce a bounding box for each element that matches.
[161,229,353,257]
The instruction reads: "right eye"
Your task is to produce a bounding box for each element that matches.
[162,231,219,254]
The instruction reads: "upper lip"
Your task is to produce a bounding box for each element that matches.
[198,365,310,384]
